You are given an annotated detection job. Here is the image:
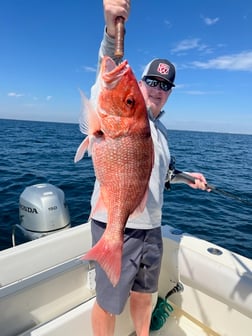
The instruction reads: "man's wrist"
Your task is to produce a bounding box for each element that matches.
[105,26,116,38]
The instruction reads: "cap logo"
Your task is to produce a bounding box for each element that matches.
[157,63,170,75]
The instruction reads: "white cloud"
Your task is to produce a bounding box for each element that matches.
[82,65,96,73]
[46,95,52,101]
[172,38,209,53]
[183,90,222,95]
[164,19,172,28]
[8,92,24,97]
[192,51,252,71]
[184,90,209,95]
[202,16,219,26]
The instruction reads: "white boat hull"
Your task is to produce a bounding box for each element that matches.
[0,222,251,335]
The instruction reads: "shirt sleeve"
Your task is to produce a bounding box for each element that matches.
[96,27,123,76]
[90,28,123,105]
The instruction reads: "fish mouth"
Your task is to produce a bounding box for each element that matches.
[102,57,129,87]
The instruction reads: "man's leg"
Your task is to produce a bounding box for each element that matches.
[91,300,116,336]
[130,291,152,336]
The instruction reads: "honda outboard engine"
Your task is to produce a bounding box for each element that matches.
[12,183,71,245]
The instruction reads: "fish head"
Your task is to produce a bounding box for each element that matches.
[98,56,148,137]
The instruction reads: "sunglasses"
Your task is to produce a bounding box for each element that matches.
[144,77,173,92]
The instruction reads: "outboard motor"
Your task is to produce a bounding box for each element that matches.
[12,183,71,245]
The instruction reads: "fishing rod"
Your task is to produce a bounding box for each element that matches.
[166,157,252,207]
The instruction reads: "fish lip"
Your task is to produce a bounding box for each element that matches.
[102,57,129,85]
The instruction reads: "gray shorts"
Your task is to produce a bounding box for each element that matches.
[91,219,163,315]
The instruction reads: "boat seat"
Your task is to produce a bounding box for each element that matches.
[179,235,252,318]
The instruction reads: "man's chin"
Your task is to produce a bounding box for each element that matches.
[147,103,160,118]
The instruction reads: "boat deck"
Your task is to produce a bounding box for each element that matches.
[149,304,220,336]
[18,298,220,336]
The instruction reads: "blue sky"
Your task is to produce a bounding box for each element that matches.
[1,0,251,134]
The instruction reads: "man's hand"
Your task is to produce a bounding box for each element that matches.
[186,172,211,191]
[103,0,130,37]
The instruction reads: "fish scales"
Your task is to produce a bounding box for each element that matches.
[75,56,153,286]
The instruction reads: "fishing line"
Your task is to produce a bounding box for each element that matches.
[166,157,252,207]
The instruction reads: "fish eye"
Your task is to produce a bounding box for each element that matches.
[126,97,135,108]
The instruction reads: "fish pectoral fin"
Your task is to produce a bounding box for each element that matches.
[74,137,89,163]
[82,236,123,287]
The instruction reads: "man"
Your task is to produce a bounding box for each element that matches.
[89,1,208,335]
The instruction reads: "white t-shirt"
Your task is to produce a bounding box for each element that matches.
[90,29,171,229]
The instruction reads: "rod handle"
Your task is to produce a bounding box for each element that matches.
[114,16,125,58]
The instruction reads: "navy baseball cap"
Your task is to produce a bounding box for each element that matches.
[142,58,176,87]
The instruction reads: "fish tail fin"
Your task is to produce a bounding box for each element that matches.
[83,236,123,287]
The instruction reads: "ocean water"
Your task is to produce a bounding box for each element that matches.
[0,118,252,259]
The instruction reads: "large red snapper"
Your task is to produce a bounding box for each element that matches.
[74,56,153,286]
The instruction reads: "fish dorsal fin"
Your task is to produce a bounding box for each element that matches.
[79,89,101,135]
[75,90,103,163]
